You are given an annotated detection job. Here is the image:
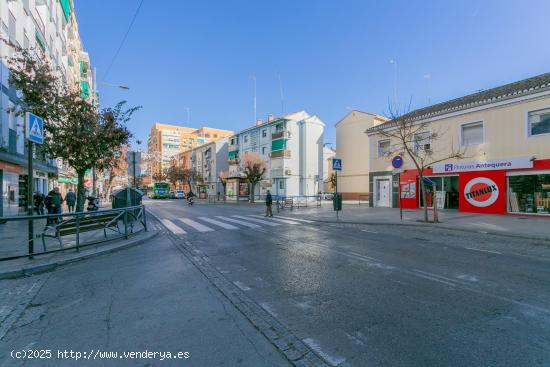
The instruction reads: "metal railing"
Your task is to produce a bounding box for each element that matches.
[358,194,370,205]
[276,195,321,212]
[0,205,147,261]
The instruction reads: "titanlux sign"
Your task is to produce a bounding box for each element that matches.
[433,157,533,173]
[464,177,499,207]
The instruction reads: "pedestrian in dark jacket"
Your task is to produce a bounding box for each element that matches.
[65,189,76,212]
[33,191,45,215]
[265,190,273,217]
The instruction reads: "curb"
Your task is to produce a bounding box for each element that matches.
[0,230,160,280]
[293,217,550,243]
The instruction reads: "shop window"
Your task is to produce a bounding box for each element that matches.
[279,180,285,190]
[528,108,550,136]
[413,132,431,152]
[508,174,550,214]
[461,121,484,146]
[378,139,391,157]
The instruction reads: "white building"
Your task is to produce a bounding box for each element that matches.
[227,111,325,199]
[189,138,228,198]
[0,0,95,216]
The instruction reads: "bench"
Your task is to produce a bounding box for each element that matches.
[42,212,123,250]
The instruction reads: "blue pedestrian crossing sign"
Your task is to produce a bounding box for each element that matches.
[332,158,342,171]
[26,112,44,144]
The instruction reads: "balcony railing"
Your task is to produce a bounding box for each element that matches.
[228,158,240,165]
[270,150,291,159]
[271,131,289,140]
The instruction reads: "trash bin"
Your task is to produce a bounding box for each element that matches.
[333,193,342,211]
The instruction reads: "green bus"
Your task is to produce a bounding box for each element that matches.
[153,182,170,199]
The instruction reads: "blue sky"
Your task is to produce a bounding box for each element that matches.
[75,0,550,149]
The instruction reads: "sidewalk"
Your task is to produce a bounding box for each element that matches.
[277,204,550,241]
[0,229,159,280]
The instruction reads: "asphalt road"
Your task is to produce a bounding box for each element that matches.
[1,198,549,367]
[146,199,550,367]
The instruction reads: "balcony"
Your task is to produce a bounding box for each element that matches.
[271,130,289,140]
[270,150,291,159]
[228,158,240,165]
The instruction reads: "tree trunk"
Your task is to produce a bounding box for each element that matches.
[250,182,256,203]
[76,169,86,212]
[433,186,439,223]
[419,174,429,222]
[222,184,226,202]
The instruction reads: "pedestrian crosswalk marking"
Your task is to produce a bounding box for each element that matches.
[178,218,214,232]
[274,215,315,223]
[198,217,239,230]
[215,216,260,228]
[232,215,280,226]
[161,219,187,234]
[249,215,300,225]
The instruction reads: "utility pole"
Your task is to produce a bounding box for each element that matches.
[27,139,33,258]
[133,151,137,188]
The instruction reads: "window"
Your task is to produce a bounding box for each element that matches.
[413,132,431,152]
[244,135,248,143]
[461,121,484,146]
[230,138,235,145]
[279,181,285,190]
[262,147,266,155]
[528,108,550,136]
[262,129,267,138]
[509,174,550,215]
[378,139,390,157]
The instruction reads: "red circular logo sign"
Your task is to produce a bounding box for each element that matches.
[464,177,499,208]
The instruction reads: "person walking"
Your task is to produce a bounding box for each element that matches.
[65,189,76,212]
[44,188,62,225]
[265,190,273,217]
[33,191,45,215]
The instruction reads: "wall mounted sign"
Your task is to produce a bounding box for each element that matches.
[463,177,499,208]
[434,157,533,173]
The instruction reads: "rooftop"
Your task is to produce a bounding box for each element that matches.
[367,72,550,133]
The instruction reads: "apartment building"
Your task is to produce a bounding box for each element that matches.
[334,110,388,200]
[367,72,550,216]
[0,0,95,216]
[226,111,325,200]
[147,123,232,180]
[189,138,228,198]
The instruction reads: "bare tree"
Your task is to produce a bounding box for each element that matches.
[243,152,267,203]
[372,102,466,223]
[219,170,229,202]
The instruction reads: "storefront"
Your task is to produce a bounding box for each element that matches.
[397,157,550,216]
[1,162,23,217]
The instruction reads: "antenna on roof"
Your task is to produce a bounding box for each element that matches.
[252,75,257,123]
[423,73,431,105]
[278,73,284,115]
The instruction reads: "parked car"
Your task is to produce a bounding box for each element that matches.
[168,191,176,199]
[322,192,334,200]
[175,190,186,199]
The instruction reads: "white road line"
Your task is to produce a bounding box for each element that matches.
[232,215,280,226]
[302,338,346,366]
[215,216,260,228]
[161,219,187,234]
[233,281,251,291]
[198,217,239,230]
[412,273,457,287]
[466,247,501,255]
[178,218,214,232]
[249,215,300,225]
[361,229,378,234]
[273,215,314,223]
